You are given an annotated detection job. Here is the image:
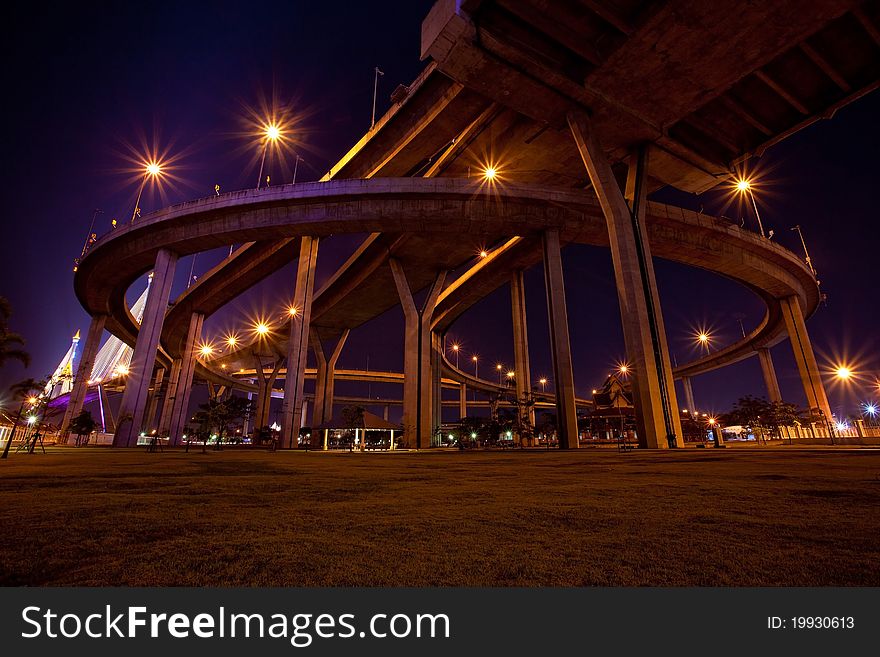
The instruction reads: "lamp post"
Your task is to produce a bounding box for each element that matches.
[539,377,547,394]
[496,363,503,385]
[451,343,460,369]
[790,224,817,277]
[131,162,161,223]
[257,124,282,189]
[472,355,478,380]
[736,179,766,238]
[696,331,712,355]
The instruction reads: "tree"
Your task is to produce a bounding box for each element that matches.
[764,401,802,439]
[724,395,771,442]
[69,409,97,446]
[1,378,47,459]
[0,297,30,370]
[191,395,252,450]
[341,405,365,451]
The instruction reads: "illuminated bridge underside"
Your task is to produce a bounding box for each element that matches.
[75,178,818,387]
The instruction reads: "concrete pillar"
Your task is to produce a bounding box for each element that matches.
[99,385,115,433]
[567,112,683,449]
[114,249,178,447]
[780,295,832,423]
[510,270,535,428]
[431,331,443,445]
[252,353,285,443]
[281,236,319,449]
[167,312,205,445]
[459,382,467,420]
[144,367,165,433]
[390,259,446,449]
[757,347,783,403]
[681,376,697,415]
[310,328,350,427]
[61,313,106,433]
[158,359,182,435]
[541,229,579,449]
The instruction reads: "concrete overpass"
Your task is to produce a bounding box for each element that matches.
[65,0,879,449]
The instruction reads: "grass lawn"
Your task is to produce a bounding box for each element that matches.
[1,447,879,586]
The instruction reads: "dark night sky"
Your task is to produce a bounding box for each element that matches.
[2,1,878,421]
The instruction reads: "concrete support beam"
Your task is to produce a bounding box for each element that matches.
[541,229,579,449]
[281,237,319,449]
[310,327,350,427]
[114,249,178,447]
[459,382,468,420]
[252,353,285,443]
[567,112,683,448]
[780,295,831,422]
[60,313,106,433]
[390,258,446,449]
[431,331,443,444]
[510,270,535,428]
[144,367,165,433]
[167,312,204,445]
[681,376,697,415]
[99,385,115,433]
[158,359,182,435]
[757,348,782,403]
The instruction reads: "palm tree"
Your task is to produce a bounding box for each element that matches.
[1,378,46,459]
[0,297,30,369]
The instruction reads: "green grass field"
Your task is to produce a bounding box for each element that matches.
[1,447,878,586]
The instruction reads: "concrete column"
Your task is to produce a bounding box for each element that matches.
[390,259,446,449]
[541,229,579,449]
[567,112,683,449]
[780,295,832,422]
[431,331,443,444]
[158,359,182,435]
[61,313,106,433]
[310,328,350,427]
[281,236,319,449]
[459,382,467,420]
[99,385,116,433]
[757,348,782,403]
[510,270,535,428]
[167,312,204,445]
[681,376,697,415]
[144,367,165,433]
[114,249,178,447]
[251,353,285,443]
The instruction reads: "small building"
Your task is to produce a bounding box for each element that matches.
[312,410,401,450]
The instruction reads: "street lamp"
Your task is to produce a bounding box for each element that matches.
[695,330,712,354]
[472,355,479,379]
[254,321,270,337]
[257,122,282,189]
[451,343,460,369]
[131,161,162,223]
[790,225,817,277]
[496,363,503,384]
[506,370,515,387]
[735,178,766,238]
[539,377,547,393]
